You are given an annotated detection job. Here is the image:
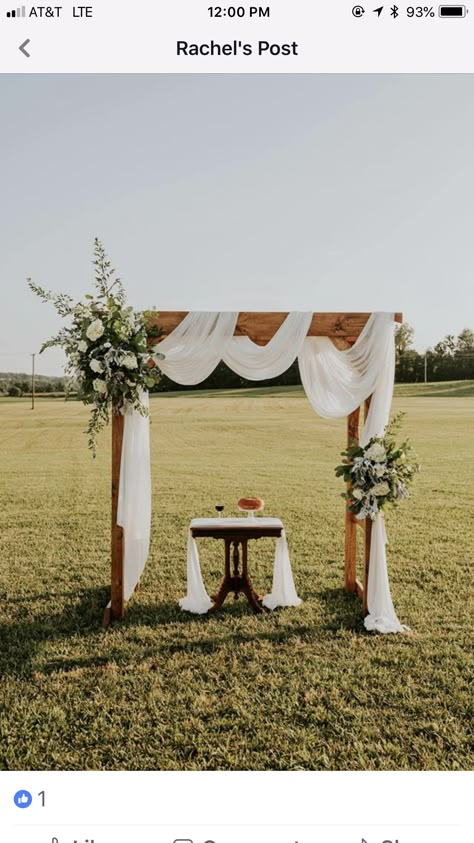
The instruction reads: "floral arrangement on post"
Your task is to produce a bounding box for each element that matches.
[28,239,164,454]
[335,413,420,521]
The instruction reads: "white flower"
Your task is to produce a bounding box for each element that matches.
[122,353,138,370]
[90,359,104,374]
[86,319,104,342]
[374,463,386,478]
[365,442,386,462]
[78,340,88,353]
[93,378,107,394]
[352,488,364,500]
[372,481,390,497]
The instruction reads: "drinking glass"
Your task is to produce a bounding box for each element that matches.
[215,503,224,518]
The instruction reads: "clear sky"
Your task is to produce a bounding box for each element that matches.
[1,73,473,375]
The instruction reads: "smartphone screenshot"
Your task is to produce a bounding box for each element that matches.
[0,2,472,842]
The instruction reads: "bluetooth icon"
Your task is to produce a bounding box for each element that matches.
[390,4,399,15]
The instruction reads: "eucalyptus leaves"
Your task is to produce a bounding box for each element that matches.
[28,239,163,454]
[336,414,420,520]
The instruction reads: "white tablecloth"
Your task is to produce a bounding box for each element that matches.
[190,516,284,530]
[179,517,302,614]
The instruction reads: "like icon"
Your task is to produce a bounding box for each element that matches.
[14,790,33,808]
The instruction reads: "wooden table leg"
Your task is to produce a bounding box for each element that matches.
[232,540,240,598]
[241,539,264,613]
[209,537,265,614]
[209,539,232,611]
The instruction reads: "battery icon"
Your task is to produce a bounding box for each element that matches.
[438,5,467,15]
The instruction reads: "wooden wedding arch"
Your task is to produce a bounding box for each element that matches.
[104,311,403,627]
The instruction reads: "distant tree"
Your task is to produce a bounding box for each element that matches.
[395,323,414,355]
[8,385,22,397]
[395,323,422,382]
[454,328,474,379]
[428,329,474,381]
[14,379,30,394]
[433,334,456,358]
[456,328,474,352]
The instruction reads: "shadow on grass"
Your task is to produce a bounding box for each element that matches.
[1,584,369,679]
[0,586,109,678]
[1,588,242,677]
[314,586,366,632]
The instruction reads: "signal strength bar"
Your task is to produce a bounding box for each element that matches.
[6,5,26,16]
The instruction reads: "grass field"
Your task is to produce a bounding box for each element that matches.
[0,385,473,770]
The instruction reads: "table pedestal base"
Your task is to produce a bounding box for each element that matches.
[210,538,264,614]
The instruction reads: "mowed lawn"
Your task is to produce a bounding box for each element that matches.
[0,386,473,771]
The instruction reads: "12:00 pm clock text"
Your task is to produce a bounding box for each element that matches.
[208,6,271,17]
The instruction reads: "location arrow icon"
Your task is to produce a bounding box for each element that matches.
[19,38,31,57]
[373,5,384,14]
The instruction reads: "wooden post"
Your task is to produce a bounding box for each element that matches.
[110,408,125,621]
[362,396,373,614]
[363,517,372,615]
[344,406,360,592]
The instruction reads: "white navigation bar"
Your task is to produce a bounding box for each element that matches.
[0,0,473,72]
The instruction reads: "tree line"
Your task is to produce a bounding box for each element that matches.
[0,374,65,397]
[395,325,474,383]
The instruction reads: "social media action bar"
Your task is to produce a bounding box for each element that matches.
[12,826,461,843]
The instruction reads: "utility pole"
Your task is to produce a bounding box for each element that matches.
[31,353,36,410]
[424,351,428,384]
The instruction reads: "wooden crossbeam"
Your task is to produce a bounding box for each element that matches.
[148,311,403,345]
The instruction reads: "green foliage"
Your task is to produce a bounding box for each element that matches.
[28,239,163,454]
[336,413,420,520]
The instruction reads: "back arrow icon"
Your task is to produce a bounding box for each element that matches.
[19,38,31,57]
[373,5,384,13]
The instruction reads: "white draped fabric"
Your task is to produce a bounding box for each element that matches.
[117,311,407,632]
[117,391,151,601]
[179,531,214,615]
[299,312,395,444]
[223,311,313,380]
[299,314,407,633]
[261,528,302,611]
[158,312,239,384]
[156,310,313,385]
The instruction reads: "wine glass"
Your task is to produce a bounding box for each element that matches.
[215,503,224,518]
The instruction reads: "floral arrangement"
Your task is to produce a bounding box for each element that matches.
[335,413,420,520]
[28,239,163,454]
